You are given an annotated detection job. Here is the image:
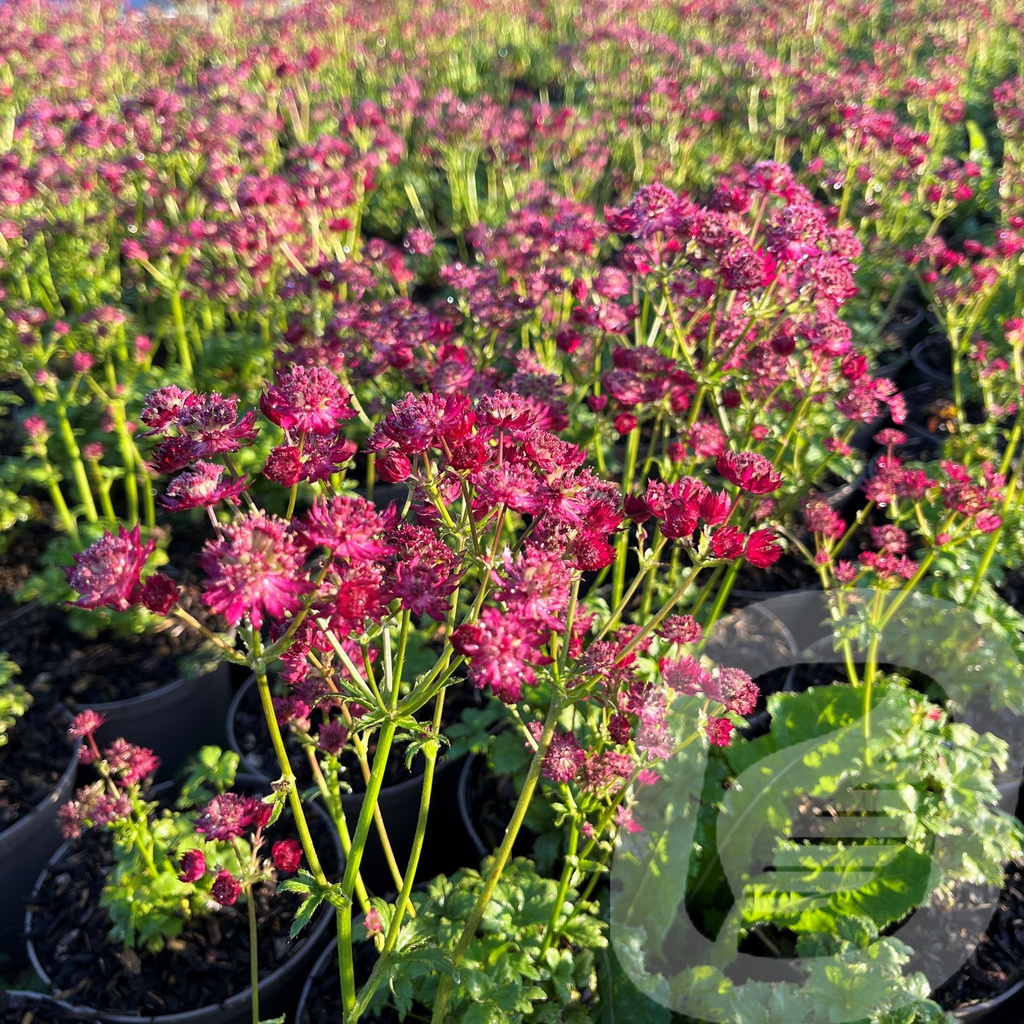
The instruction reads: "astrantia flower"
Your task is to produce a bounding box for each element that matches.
[103,740,160,787]
[272,839,303,873]
[713,667,758,715]
[66,524,155,611]
[176,392,259,455]
[300,496,390,563]
[139,574,180,615]
[194,793,256,841]
[660,655,712,696]
[744,529,782,568]
[160,461,249,512]
[69,709,106,739]
[657,615,702,645]
[705,716,734,746]
[717,452,783,494]
[260,365,355,435]
[178,849,207,883]
[199,514,313,629]
[451,607,551,704]
[542,731,585,783]
[210,869,242,906]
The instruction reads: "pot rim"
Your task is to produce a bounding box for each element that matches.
[0,703,80,845]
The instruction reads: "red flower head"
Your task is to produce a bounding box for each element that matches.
[260,365,355,436]
[66,525,155,611]
[542,731,586,783]
[705,716,734,746]
[139,574,181,615]
[744,529,782,568]
[195,793,256,841]
[210,869,242,906]
[178,849,207,883]
[717,452,783,494]
[451,607,551,704]
[199,514,313,629]
[272,838,303,873]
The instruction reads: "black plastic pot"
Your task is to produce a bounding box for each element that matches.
[88,662,232,781]
[23,775,339,1024]
[0,704,80,961]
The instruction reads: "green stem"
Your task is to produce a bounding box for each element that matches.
[538,820,579,957]
[339,718,400,1019]
[56,408,98,523]
[430,698,566,1023]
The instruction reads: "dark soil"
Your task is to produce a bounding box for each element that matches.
[25,794,337,1017]
[922,861,1024,1014]
[0,702,76,832]
[0,520,225,709]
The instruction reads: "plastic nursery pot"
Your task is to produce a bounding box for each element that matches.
[23,776,340,1024]
[0,989,96,1024]
[226,676,474,894]
[88,662,232,781]
[0,704,80,961]
[295,933,384,1024]
[910,336,953,387]
[952,977,1024,1023]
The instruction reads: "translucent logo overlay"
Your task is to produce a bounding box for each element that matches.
[609,590,1024,1022]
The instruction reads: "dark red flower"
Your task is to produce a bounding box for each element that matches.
[66,524,155,611]
[210,869,242,906]
[272,838,303,873]
[744,529,782,568]
[717,452,783,494]
[178,849,207,883]
[139,574,181,615]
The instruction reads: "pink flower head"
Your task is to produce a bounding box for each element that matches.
[660,655,712,696]
[199,514,313,629]
[140,385,191,435]
[299,496,390,562]
[705,716,734,746]
[160,462,249,512]
[103,739,160,787]
[364,907,384,936]
[744,529,782,568]
[272,839,303,873]
[713,666,758,715]
[542,731,585,783]
[657,615,703,645]
[711,526,745,559]
[178,849,207,883]
[195,793,257,841]
[451,607,551,704]
[717,452,783,494]
[69,709,106,739]
[176,392,259,456]
[260,365,355,435]
[373,391,473,456]
[66,524,155,611]
[210,869,242,906]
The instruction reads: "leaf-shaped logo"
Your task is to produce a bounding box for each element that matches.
[609,590,1021,1024]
